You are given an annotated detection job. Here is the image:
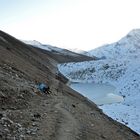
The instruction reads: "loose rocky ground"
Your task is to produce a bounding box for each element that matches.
[0,61,140,140]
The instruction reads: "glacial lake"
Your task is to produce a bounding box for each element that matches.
[70,83,124,105]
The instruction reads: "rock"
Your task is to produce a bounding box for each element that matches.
[32,122,38,127]
[90,111,95,115]
[101,134,106,139]
[91,124,94,127]
[34,113,41,118]
[0,113,3,119]
[72,104,76,108]
[20,134,25,139]
[26,130,31,134]
[31,132,36,135]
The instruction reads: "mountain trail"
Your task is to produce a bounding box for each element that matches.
[55,102,80,140]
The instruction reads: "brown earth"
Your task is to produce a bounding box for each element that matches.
[0,30,140,140]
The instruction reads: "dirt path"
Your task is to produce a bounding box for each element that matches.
[55,102,80,140]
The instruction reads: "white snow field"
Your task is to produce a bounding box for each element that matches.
[58,29,140,134]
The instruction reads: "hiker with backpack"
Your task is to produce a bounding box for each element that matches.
[37,82,51,94]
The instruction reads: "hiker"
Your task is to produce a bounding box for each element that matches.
[38,83,51,94]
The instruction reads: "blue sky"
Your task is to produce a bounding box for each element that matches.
[1,0,140,50]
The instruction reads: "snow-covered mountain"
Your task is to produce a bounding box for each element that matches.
[58,29,140,134]
[87,29,140,59]
[23,40,73,54]
[23,40,95,63]
[68,48,87,54]
[22,40,87,55]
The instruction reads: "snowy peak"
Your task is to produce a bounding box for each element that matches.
[119,28,140,46]
[23,40,89,56]
[87,29,140,59]
[22,40,52,51]
[24,40,76,54]
[22,40,95,63]
[68,48,87,54]
[127,29,140,40]
[24,40,87,55]
[23,40,42,46]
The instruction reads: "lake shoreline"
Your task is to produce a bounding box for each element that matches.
[69,82,124,105]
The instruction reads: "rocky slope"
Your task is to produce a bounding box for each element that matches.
[0,30,139,140]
